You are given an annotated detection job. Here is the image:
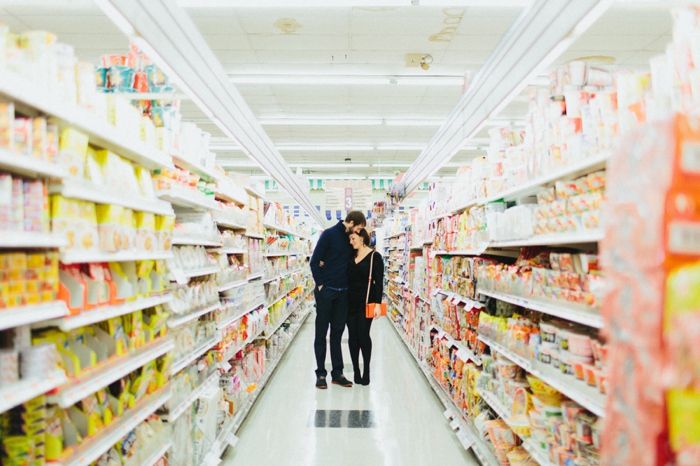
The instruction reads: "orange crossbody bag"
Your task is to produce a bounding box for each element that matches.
[365,251,387,319]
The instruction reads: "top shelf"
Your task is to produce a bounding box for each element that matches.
[263,222,309,239]
[435,153,610,219]
[172,155,219,182]
[0,71,172,171]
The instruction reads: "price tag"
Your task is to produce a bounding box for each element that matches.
[443,409,454,420]
[227,433,239,447]
[449,419,460,430]
[451,295,461,305]
[456,431,475,450]
[457,348,469,362]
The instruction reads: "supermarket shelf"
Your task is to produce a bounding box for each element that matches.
[0,231,66,248]
[432,247,488,256]
[172,154,218,182]
[218,247,246,255]
[215,218,247,230]
[262,268,302,284]
[263,251,306,257]
[245,185,266,199]
[0,301,68,331]
[477,288,603,329]
[0,147,68,179]
[172,235,222,247]
[478,389,555,466]
[139,441,172,466]
[166,371,219,422]
[56,385,171,466]
[51,337,174,408]
[266,288,296,307]
[264,292,311,338]
[387,318,499,466]
[171,333,221,375]
[218,279,248,293]
[232,309,311,434]
[385,231,406,239]
[478,334,605,417]
[434,288,484,309]
[157,186,220,212]
[431,324,482,366]
[263,222,309,239]
[0,70,172,171]
[218,301,264,330]
[205,416,238,466]
[61,249,173,265]
[179,265,220,279]
[215,185,247,205]
[247,272,264,281]
[0,370,67,414]
[41,294,172,331]
[53,179,174,215]
[481,153,610,205]
[245,231,265,239]
[168,302,221,328]
[488,230,603,248]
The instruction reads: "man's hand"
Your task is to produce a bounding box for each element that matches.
[318,285,324,291]
[319,261,325,267]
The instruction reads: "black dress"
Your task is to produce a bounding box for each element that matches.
[347,250,384,383]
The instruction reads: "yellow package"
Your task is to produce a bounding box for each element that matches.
[155,215,175,250]
[96,204,123,252]
[134,165,155,198]
[121,208,135,250]
[84,146,104,186]
[76,201,98,251]
[58,127,88,178]
[134,212,156,251]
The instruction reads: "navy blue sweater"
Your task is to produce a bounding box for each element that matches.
[310,221,352,289]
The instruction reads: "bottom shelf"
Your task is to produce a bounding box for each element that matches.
[139,440,173,466]
[387,318,500,466]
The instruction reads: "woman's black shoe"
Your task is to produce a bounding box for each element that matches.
[354,369,362,384]
[360,373,370,386]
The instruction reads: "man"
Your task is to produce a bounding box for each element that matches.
[310,210,367,389]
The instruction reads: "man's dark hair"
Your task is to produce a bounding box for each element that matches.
[345,210,367,226]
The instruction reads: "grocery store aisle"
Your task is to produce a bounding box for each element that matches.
[223,316,478,466]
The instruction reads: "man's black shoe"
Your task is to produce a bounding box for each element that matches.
[331,375,353,387]
[316,376,328,389]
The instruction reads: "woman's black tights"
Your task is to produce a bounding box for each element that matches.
[347,312,373,383]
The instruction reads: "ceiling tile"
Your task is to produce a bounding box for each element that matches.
[214,49,258,65]
[253,49,352,65]
[585,6,672,36]
[236,9,350,35]
[447,34,502,51]
[249,33,349,51]
[10,14,118,34]
[570,34,664,52]
[350,34,449,52]
[190,14,246,34]
[201,33,252,50]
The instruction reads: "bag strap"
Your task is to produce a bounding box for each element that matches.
[365,250,375,305]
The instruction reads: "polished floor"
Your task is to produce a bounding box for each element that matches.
[223,315,479,466]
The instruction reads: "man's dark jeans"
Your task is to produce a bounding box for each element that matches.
[314,287,348,379]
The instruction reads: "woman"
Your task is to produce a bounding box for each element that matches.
[347,228,384,386]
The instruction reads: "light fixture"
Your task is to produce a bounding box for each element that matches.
[179,0,531,6]
[309,175,367,180]
[228,74,465,87]
[259,118,383,126]
[376,144,426,151]
[372,163,412,168]
[290,163,371,168]
[277,144,375,152]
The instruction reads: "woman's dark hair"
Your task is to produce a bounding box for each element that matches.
[353,228,371,247]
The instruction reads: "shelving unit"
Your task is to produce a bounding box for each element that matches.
[0,370,67,414]
[168,301,221,328]
[172,235,223,247]
[53,179,174,215]
[139,441,173,466]
[218,279,248,293]
[166,371,219,422]
[0,147,68,179]
[171,334,222,375]
[0,301,69,331]
[157,186,220,212]
[51,337,174,408]
[54,385,171,466]
[61,249,173,264]
[39,294,172,331]
[0,231,67,248]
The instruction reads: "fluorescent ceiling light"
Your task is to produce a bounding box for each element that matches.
[277,144,374,151]
[376,144,425,151]
[291,163,371,168]
[309,175,367,180]
[258,117,444,127]
[260,118,383,126]
[368,176,398,180]
[373,163,412,168]
[179,0,530,6]
[229,74,464,87]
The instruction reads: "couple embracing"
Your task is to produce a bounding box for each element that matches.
[310,211,384,389]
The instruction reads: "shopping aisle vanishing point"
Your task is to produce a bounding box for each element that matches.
[224,315,479,466]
